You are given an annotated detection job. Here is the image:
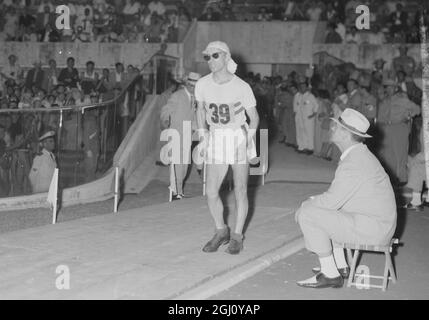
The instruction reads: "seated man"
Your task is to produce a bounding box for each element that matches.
[295,109,397,288]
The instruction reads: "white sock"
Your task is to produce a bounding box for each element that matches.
[320,255,340,278]
[333,247,348,269]
[411,192,422,206]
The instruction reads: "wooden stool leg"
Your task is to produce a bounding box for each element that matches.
[347,249,360,288]
[382,250,390,291]
[386,251,397,283]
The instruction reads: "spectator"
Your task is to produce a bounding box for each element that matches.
[25,61,45,92]
[325,1,338,22]
[18,88,33,109]
[293,76,318,155]
[389,3,408,35]
[313,89,332,159]
[40,22,61,42]
[3,7,19,40]
[44,59,60,93]
[325,22,342,43]
[334,17,346,41]
[270,0,285,20]
[18,7,36,30]
[393,45,416,77]
[345,26,361,44]
[82,92,101,182]
[257,7,272,21]
[95,68,112,100]
[368,25,386,44]
[37,0,54,13]
[160,72,201,199]
[177,6,191,41]
[405,130,425,210]
[0,54,23,87]
[377,79,420,185]
[109,62,128,90]
[148,0,166,16]
[221,6,236,21]
[29,130,57,193]
[58,57,80,89]
[306,0,323,21]
[0,124,11,196]
[123,0,141,16]
[80,61,99,95]
[199,7,220,21]
[146,13,163,42]
[93,7,110,41]
[396,70,422,106]
[75,7,94,42]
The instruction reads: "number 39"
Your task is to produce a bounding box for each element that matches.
[209,103,231,124]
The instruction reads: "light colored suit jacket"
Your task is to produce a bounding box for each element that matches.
[160,87,196,135]
[313,143,397,244]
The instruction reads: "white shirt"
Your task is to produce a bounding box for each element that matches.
[293,91,319,118]
[195,74,256,130]
[340,143,362,161]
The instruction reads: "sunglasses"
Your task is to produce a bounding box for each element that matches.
[203,52,223,61]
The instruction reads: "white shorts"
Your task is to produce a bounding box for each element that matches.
[205,125,256,165]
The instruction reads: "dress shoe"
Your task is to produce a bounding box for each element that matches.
[312,266,350,279]
[172,193,184,201]
[202,227,230,252]
[225,233,243,255]
[297,272,344,289]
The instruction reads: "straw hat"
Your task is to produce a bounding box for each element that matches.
[330,108,372,138]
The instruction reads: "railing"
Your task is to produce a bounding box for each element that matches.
[0,54,178,199]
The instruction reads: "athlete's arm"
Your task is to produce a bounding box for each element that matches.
[246,106,259,140]
[196,101,208,137]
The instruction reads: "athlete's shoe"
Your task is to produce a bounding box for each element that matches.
[172,193,184,201]
[225,233,244,255]
[202,227,230,252]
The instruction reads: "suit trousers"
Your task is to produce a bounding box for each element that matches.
[297,200,388,255]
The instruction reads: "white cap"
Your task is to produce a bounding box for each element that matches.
[203,41,231,55]
[330,108,372,138]
[187,72,201,82]
[39,130,55,141]
[202,40,237,74]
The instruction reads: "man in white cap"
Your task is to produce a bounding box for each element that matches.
[195,40,259,254]
[160,71,201,200]
[29,131,57,194]
[295,108,397,288]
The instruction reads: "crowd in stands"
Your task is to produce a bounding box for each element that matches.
[0,0,202,43]
[199,0,428,44]
[0,53,144,197]
[240,44,422,205]
[1,0,426,44]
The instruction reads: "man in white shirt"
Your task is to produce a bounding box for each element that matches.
[293,76,319,154]
[29,131,57,193]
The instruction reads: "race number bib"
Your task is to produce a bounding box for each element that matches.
[207,103,237,125]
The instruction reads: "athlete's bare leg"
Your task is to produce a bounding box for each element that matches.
[205,163,229,229]
[231,162,249,234]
